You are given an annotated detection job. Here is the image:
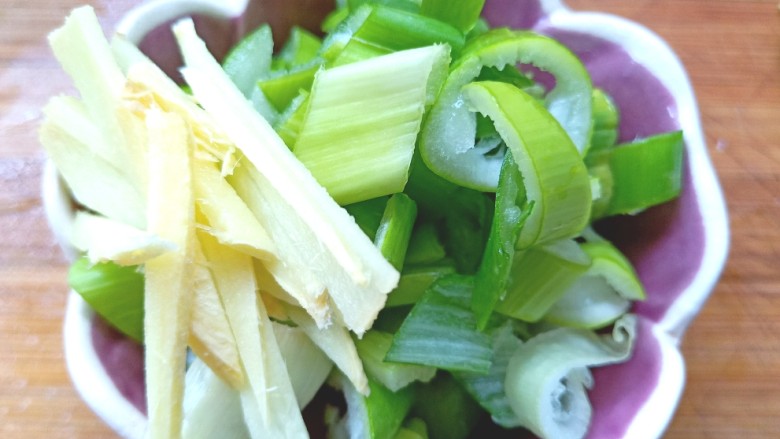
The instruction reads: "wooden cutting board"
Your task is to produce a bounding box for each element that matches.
[0,0,778,437]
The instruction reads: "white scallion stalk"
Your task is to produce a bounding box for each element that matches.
[182,358,250,439]
[505,314,637,439]
[272,322,334,408]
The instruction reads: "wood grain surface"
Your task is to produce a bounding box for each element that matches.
[1,0,777,437]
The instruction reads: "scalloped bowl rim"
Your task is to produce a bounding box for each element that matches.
[41,0,729,438]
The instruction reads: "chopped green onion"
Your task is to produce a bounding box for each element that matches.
[374,193,418,270]
[273,90,310,148]
[333,373,416,439]
[345,196,390,240]
[293,45,450,205]
[472,152,531,329]
[588,88,619,154]
[454,322,523,428]
[68,257,144,342]
[404,222,447,265]
[505,314,637,439]
[355,330,436,391]
[495,239,591,322]
[420,29,593,191]
[420,0,485,33]
[601,131,685,216]
[412,373,482,439]
[257,62,318,112]
[222,24,274,98]
[462,81,592,247]
[385,263,457,307]
[272,27,322,71]
[386,274,492,373]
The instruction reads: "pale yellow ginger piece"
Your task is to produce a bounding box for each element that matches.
[199,231,308,439]
[39,99,146,228]
[48,6,146,199]
[286,306,369,396]
[143,109,195,439]
[174,19,399,336]
[69,211,174,265]
[189,239,244,389]
[193,160,276,261]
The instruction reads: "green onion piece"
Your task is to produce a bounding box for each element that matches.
[402,418,429,438]
[420,0,486,33]
[420,29,593,191]
[587,160,613,220]
[348,0,422,12]
[412,373,482,439]
[544,275,631,330]
[404,222,446,265]
[222,24,273,98]
[257,62,318,112]
[182,358,249,439]
[294,45,450,205]
[327,5,465,65]
[602,130,685,216]
[453,322,523,428]
[385,262,457,307]
[462,81,592,247]
[386,274,492,373]
[472,152,532,329]
[404,152,493,274]
[495,239,591,322]
[322,6,351,33]
[355,331,436,392]
[588,88,619,154]
[68,257,144,342]
[465,17,490,42]
[505,314,637,439]
[272,26,322,70]
[334,373,416,439]
[394,427,426,439]
[375,193,418,270]
[345,196,390,240]
[273,89,310,148]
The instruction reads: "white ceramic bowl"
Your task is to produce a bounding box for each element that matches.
[43,0,729,437]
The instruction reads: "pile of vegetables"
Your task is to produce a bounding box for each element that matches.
[42,1,684,438]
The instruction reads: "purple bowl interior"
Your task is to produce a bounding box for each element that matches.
[89,0,706,437]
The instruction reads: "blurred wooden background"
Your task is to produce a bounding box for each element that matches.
[0,0,778,437]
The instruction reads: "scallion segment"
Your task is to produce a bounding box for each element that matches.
[374,194,418,270]
[355,330,436,392]
[420,0,486,33]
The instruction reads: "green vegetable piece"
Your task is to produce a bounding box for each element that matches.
[588,88,620,154]
[494,239,591,322]
[603,130,685,216]
[222,24,274,98]
[412,373,482,439]
[274,89,310,148]
[386,262,457,307]
[472,152,532,329]
[257,62,318,112]
[338,374,416,439]
[345,196,390,240]
[462,81,592,248]
[348,0,421,13]
[420,0,486,33]
[386,274,492,373]
[454,322,523,428]
[420,29,593,191]
[355,330,436,392]
[272,26,322,70]
[68,257,144,342]
[404,222,446,265]
[375,193,418,270]
[505,315,637,439]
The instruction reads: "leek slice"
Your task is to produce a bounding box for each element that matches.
[454,322,522,428]
[293,45,450,205]
[385,263,456,307]
[386,274,492,373]
[222,24,274,98]
[182,358,250,439]
[545,239,644,329]
[602,131,685,216]
[143,109,194,439]
[274,90,310,148]
[588,88,619,154]
[461,81,592,247]
[68,257,145,342]
[472,152,531,329]
[505,314,638,439]
[331,373,416,439]
[495,239,591,322]
[355,330,436,391]
[404,222,446,265]
[175,18,399,335]
[273,26,322,70]
[374,194,418,270]
[419,0,485,33]
[420,29,593,191]
[257,62,318,112]
[412,373,482,439]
